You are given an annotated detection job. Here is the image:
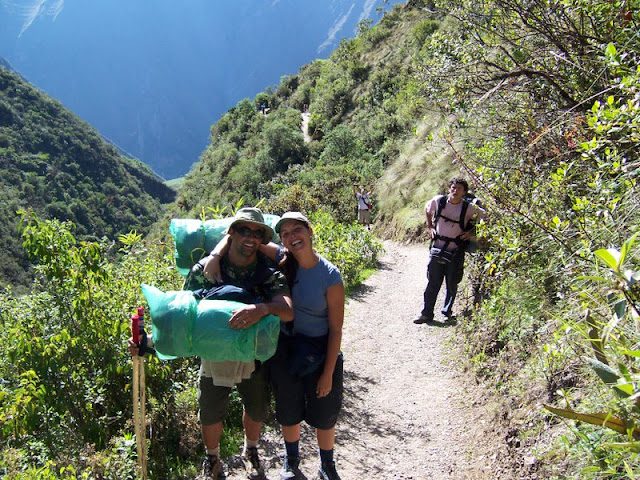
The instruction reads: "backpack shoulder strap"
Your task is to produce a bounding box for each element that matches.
[434,195,448,225]
[250,254,278,289]
[459,199,470,231]
[219,253,277,298]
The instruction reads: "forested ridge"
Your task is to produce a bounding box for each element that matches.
[0,66,176,288]
[1,0,639,478]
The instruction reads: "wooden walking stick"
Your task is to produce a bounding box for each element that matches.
[131,307,148,480]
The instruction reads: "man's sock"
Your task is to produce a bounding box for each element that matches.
[319,448,334,465]
[285,440,300,460]
[206,447,220,458]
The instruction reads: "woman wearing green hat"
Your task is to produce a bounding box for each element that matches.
[203,211,345,480]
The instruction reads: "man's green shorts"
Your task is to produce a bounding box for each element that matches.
[198,364,271,425]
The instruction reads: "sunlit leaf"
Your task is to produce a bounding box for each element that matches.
[586,357,619,385]
[544,404,635,437]
[595,248,621,270]
[620,232,638,266]
[613,299,626,320]
[603,310,622,342]
[614,383,634,397]
[576,274,608,283]
[604,441,640,453]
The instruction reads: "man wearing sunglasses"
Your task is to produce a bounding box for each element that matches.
[194,207,293,480]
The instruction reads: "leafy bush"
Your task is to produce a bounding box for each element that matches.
[411,19,439,47]
[0,212,201,478]
[430,3,640,473]
[309,210,382,291]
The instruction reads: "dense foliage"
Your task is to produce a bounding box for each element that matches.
[411,0,640,477]
[0,208,380,478]
[0,67,175,288]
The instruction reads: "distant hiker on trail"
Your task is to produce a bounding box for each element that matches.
[353,185,372,230]
[413,178,486,325]
[132,207,293,480]
[204,211,346,480]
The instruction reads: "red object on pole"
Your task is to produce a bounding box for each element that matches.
[131,314,140,345]
[131,306,148,479]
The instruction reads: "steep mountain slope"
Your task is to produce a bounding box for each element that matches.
[172,2,455,228]
[0,66,175,287]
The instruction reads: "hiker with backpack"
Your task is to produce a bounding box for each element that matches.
[193,208,294,479]
[204,211,345,480]
[130,207,293,480]
[413,178,486,325]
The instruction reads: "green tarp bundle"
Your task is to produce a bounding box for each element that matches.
[169,215,281,276]
[142,284,281,362]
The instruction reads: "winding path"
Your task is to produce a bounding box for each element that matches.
[301,111,311,143]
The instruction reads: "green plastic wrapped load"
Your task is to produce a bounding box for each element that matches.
[143,286,196,358]
[170,215,281,276]
[262,214,282,244]
[169,219,206,276]
[142,284,281,362]
[202,217,235,254]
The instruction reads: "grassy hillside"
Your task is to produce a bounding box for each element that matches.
[0,66,176,288]
[171,4,457,226]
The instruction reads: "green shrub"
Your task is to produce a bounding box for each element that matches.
[412,19,439,47]
[0,212,200,478]
[309,210,382,291]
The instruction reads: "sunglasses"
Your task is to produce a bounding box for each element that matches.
[235,225,265,240]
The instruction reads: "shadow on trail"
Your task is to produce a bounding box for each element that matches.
[345,252,400,301]
[339,370,412,441]
[347,283,376,301]
[224,428,312,480]
[421,318,457,328]
[376,258,395,272]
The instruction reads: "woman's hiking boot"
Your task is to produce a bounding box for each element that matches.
[318,460,341,480]
[280,455,300,479]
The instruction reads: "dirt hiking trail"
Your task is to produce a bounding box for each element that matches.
[224,241,511,480]
[301,111,311,143]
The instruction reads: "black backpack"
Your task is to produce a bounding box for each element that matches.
[185,253,278,303]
